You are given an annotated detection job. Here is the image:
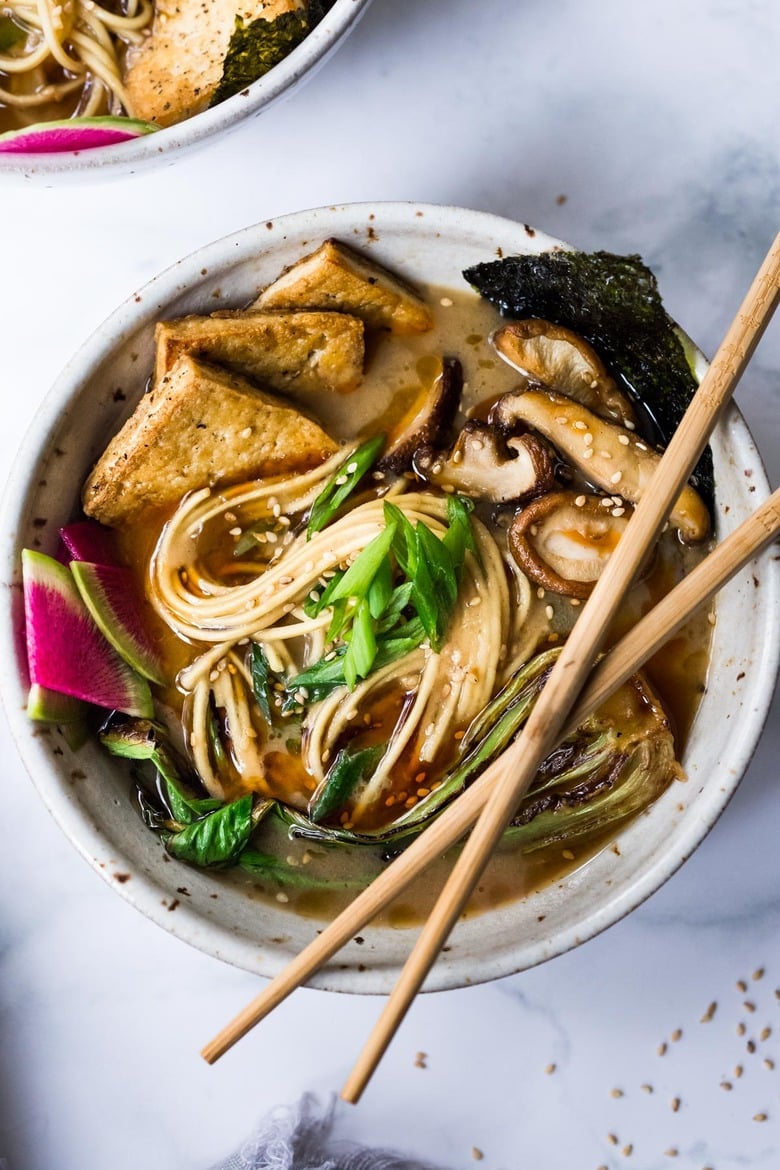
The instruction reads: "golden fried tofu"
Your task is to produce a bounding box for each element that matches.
[82,356,337,526]
[154,311,364,401]
[253,239,434,334]
[124,0,301,128]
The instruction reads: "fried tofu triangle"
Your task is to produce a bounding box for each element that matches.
[82,356,337,527]
[154,311,364,398]
[253,239,434,334]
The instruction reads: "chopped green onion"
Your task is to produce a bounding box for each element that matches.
[343,597,378,690]
[307,435,385,538]
[367,557,393,620]
[325,522,396,606]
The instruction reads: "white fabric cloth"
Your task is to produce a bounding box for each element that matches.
[210,1094,448,1170]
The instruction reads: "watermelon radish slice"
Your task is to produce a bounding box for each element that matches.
[0,116,158,155]
[22,549,153,718]
[60,520,117,566]
[27,683,90,750]
[27,682,85,723]
[70,561,166,685]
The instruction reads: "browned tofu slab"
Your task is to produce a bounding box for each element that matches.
[154,311,364,401]
[82,356,338,526]
[124,0,301,128]
[253,239,434,334]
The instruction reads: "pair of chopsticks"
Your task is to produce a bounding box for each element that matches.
[203,233,780,1101]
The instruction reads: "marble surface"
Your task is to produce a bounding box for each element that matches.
[1,0,779,1167]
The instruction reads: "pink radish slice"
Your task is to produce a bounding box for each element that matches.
[60,520,117,565]
[0,116,158,155]
[22,549,153,718]
[70,561,166,685]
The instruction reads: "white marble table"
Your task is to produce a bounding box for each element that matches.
[1,1,778,1166]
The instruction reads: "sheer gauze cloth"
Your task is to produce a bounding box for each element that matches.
[209,1093,450,1170]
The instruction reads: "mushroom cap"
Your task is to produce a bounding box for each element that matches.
[509,491,635,598]
[492,319,638,429]
[491,386,710,543]
[377,356,462,473]
[413,420,556,504]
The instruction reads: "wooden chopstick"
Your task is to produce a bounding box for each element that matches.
[340,232,780,1102]
[202,483,780,1067]
[202,233,780,1074]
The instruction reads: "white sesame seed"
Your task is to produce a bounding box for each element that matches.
[275,892,289,903]
[334,475,348,486]
[346,461,358,473]
[584,432,594,446]
[612,507,626,517]
[610,471,623,484]
[556,415,569,425]
[635,441,648,451]
[575,494,587,507]
[240,427,252,439]
[625,420,636,430]
[601,497,613,508]
[582,448,593,460]
[600,450,613,459]
[266,530,278,543]
[440,296,453,307]
[545,604,554,620]
[229,526,241,536]
[618,434,630,445]
[573,420,587,431]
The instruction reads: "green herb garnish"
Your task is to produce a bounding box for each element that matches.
[307,435,385,538]
[287,497,476,700]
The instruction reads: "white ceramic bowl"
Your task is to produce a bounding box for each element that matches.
[0,0,371,182]
[1,203,777,992]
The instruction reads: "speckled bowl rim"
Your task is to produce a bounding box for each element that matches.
[1,202,778,994]
[0,0,372,182]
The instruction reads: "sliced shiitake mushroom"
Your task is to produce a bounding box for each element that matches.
[491,387,710,543]
[413,420,556,504]
[377,356,462,473]
[509,491,635,598]
[492,320,638,428]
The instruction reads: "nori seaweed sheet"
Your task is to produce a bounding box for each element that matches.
[463,250,714,507]
[211,10,310,107]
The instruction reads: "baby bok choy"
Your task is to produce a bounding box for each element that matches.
[276,646,680,853]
